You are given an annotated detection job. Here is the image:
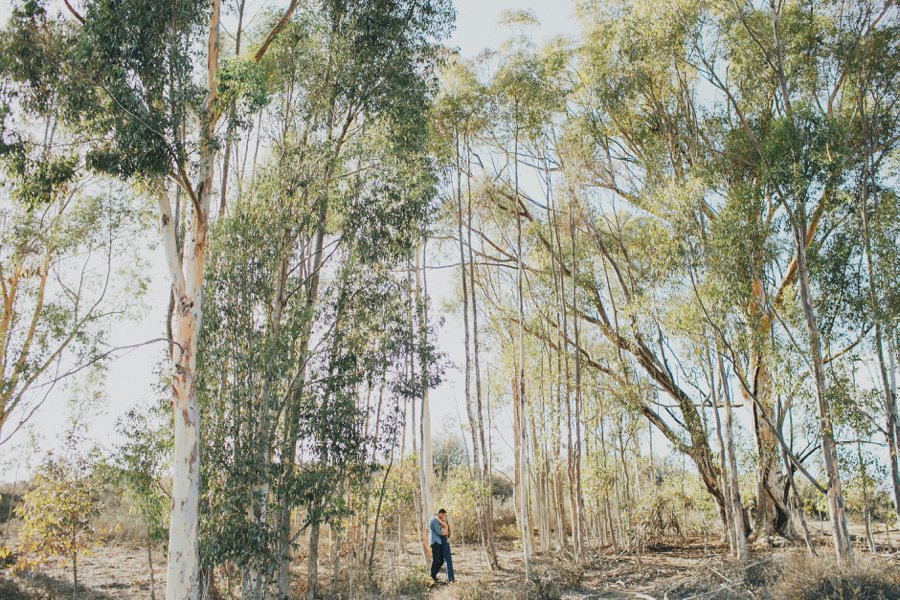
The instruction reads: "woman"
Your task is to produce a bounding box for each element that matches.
[437,511,455,583]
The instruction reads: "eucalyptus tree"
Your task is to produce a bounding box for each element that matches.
[687,0,896,562]
[2,0,302,595]
[2,0,454,594]
[554,3,725,524]
[194,2,450,597]
[0,3,146,448]
[487,13,576,571]
[435,11,727,559]
[432,56,502,569]
[851,12,900,523]
[571,0,897,559]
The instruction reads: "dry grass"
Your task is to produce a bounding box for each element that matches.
[769,553,900,600]
[651,550,900,599]
[2,511,899,600]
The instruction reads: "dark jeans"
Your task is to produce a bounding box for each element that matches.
[430,542,444,579]
[441,538,455,582]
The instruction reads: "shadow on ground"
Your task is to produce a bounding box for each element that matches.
[0,571,123,600]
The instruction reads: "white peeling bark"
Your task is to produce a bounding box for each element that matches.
[163,189,208,600]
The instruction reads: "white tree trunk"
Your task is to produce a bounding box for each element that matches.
[415,252,434,551]
[162,186,209,600]
[719,354,747,560]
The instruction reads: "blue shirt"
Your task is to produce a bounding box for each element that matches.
[429,516,444,545]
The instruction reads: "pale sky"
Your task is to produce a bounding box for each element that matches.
[0,0,581,480]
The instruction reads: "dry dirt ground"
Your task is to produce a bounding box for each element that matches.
[1,523,899,599]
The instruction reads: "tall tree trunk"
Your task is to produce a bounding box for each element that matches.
[512,101,532,577]
[410,391,429,560]
[710,360,736,554]
[453,125,482,493]
[568,200,585,563]
[163,2,225,597]
[859,93,900,525]
[464,136,501,571]
[793,213,853,564]
[276,199,330,598]
[414,255,434,555]
[163,182,210,600]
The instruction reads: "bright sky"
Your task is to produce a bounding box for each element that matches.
[0,0,581,480]
[450,0,578,55]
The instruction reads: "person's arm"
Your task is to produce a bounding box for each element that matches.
[430,517,441,540]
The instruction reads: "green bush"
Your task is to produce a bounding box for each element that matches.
[386,565,433,598]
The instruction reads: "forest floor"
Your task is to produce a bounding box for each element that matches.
[1,522,899,599]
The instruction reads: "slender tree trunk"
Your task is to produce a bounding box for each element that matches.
[307,522,320,600]
[148,524,157,600]
[370,397,399,571]
[710,367,735,554]
[859,102,900,525]
[413,255,434,558]
[719,353,748,560]
[331,525,341,595]
[407,329,430,562]
[452,126,484,529]
[793,213,853,564]
[164,189,209,600]
[72,553,78,599]
[782,440,816,556]
[568,200,585,564]
[512,101,532,578]
[857,439,876,553]
[464,136,500,570]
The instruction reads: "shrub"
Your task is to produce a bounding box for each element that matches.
[657,552,900,600]
[384,565,432,598]
[495,522,521,542]
[14,457,100,598]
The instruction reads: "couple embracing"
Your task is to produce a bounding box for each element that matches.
[428,508,455,583]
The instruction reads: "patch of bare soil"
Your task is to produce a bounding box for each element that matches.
[1,543,163,600]
[575,541,723,599]
[2,524,898,599]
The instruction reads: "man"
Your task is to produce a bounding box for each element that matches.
[429,508,449,582]
[438,510,455,583]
